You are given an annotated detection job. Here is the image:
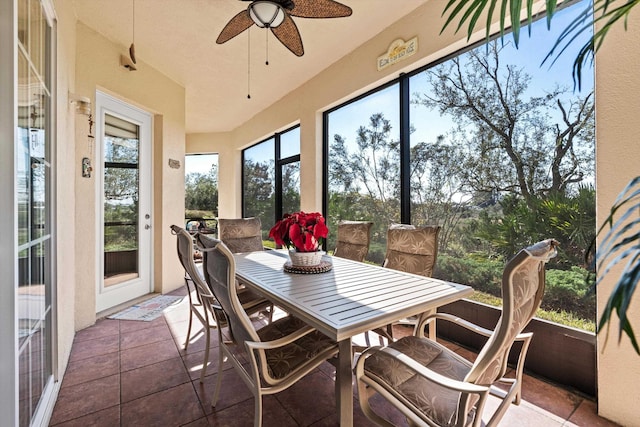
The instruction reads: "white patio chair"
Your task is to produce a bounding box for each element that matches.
[170,225,272,382]
[196,233,340,427]
[354,239,559,427]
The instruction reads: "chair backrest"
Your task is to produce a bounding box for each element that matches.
[383,224,440,277]
[466,239,559,386]
[333,220,373,262]
[218,217,264,253]
[196,234,260,347]
[170,224,213,299]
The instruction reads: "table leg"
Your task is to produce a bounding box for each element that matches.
[337,339,353,427]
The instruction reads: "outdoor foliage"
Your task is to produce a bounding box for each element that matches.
[472,186,596,268]
[441,0,640,347]
[435,255,595,322]
[326,20,596,329]
[104,136,139,252]
[433,254,503,295]
[185,164,218,214]
[242,156,301,239]
[545,267,596,320]
[414,40,594,209]
[243,159,275,236]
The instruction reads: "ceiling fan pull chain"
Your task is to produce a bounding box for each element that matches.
[247,27,251,99]
[265,29,269,66]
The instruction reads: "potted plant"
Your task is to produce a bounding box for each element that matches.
[269,212,329,266]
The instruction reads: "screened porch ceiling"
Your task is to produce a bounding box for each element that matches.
[70,0,430,134]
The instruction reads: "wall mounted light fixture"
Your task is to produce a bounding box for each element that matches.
[69,92,95,178]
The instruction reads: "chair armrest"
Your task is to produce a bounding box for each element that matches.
[514,331,533,342]
[417,313,493,339]
[356,346,489,396]
[245,325,317,351]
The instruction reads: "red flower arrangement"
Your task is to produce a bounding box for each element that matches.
[269,211,329,252]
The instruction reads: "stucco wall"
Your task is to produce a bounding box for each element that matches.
[73,22,186,329]
[595,10,640,425]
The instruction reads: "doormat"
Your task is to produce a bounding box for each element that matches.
[107,295,183,321]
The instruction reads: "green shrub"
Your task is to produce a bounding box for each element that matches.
[542,267,596,321]
[367,242,386,265]
[468,290,596,332]
[185,209,216,219]
[433,254,503,297]
[436,254,596,326]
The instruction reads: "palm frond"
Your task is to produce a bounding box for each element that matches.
[595,176,640,354]
[440,0,640,90]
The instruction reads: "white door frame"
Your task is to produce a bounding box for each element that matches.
[95,92,153,312]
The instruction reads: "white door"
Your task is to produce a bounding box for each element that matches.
[96,92,153,312]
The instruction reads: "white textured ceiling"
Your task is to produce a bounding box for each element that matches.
[70,0,428,133]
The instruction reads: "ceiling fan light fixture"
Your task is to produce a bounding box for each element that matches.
[249,1,285,28]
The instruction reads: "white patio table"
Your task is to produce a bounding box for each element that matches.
[233,250,473,426]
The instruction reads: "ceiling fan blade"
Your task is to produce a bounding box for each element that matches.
[271,15,304,56]
[289,0,352,18]
[216,10,255,44]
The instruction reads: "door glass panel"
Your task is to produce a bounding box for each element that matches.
[18,338,30,427]
[17,247,30,347]
[18,52,30,246]
[16,1,54,425]
[18,0,28,47]
[103,113,140,287]
[29,0,45,77]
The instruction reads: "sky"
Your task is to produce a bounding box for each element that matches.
[328,0,594,149]
[185,153,218,175]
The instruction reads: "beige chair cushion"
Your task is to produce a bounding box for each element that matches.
[334,220,373,262]
[356,239,559,427]
[383,225,440,277]
[364,335,473,426]
[258,316,338,381]
[218,218,263,253]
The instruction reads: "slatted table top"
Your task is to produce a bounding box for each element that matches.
[234,250,473,342]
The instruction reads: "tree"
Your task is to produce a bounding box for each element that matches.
[282,161,301,215]
[185,164,218,214]
[103,137,140,250]
[415,41,594,209]
[243,159,275,229]
[441,0,639,347]
[410,136,469,253]
[330,113,401,227]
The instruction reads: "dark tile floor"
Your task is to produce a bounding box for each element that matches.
[50,286,619,426]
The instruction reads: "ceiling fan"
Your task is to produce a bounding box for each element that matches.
[216,0,353,57]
